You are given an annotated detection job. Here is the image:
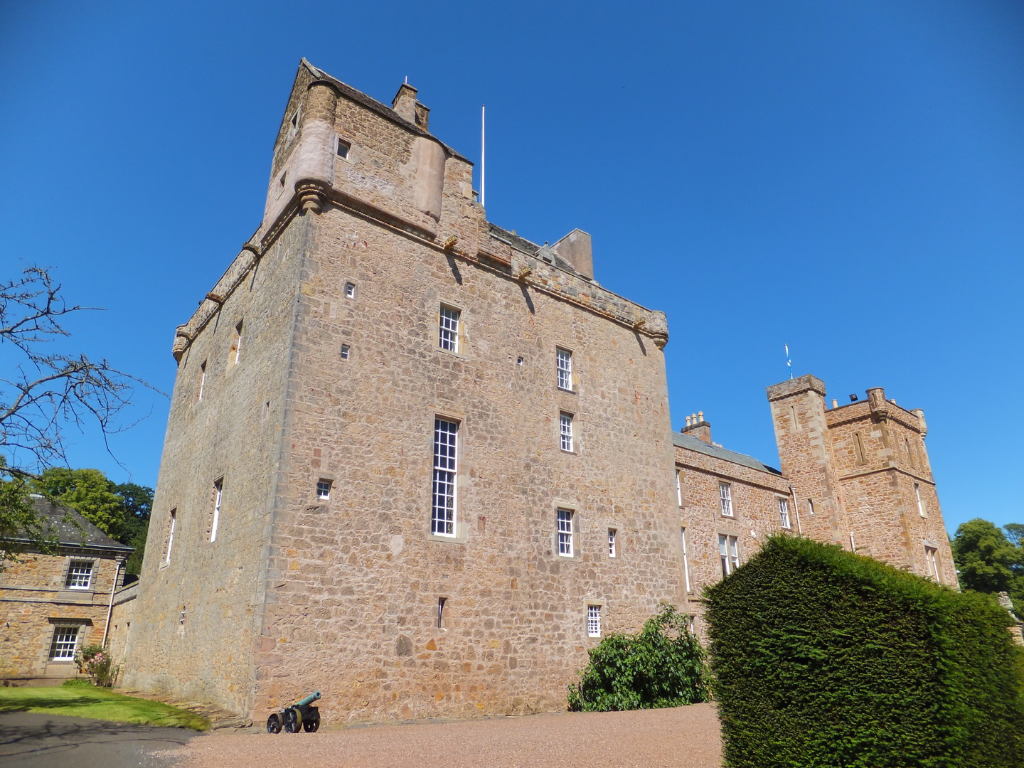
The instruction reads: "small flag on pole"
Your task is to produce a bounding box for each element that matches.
[785,344,792,379]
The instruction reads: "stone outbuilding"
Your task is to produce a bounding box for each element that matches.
[0,496,131,682]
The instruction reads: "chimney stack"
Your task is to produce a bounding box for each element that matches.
[682,412,712,445]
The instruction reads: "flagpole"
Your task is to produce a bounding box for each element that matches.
[480,105,486,207]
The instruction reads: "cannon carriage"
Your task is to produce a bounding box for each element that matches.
[266,691,321,733]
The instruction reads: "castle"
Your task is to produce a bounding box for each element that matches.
[119,60,956,722]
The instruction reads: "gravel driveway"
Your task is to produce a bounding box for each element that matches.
[170,703,721,768]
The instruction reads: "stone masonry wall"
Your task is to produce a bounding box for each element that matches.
[248,197,679,723]
[0,552,121,678]
[674,442,793,637]
[122,217,312,715]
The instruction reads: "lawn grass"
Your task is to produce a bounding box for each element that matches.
[0,685,210,730]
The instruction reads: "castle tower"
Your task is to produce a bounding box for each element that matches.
[768,375,957,586]
[125,61,678,722]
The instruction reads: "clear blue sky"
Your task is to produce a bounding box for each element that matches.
[1,1,1021,537]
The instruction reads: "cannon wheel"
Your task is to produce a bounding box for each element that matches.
[284,707,302,733]
[302,715,320,733]
[266,713,282,734]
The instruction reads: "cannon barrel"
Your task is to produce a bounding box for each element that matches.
[292,691,321,708]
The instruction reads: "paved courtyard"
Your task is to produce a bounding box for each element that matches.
[169,703,722,768]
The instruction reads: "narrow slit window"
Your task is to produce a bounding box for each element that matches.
[560,412,574,452]
[437,597,447,629]
[344,282,356,299]
[557,509,574,557]
[431,418,458,536]
[587,605,602,638]
[164,509,176,564]
[556,348,573,391]
[210,479,223,542]
[719,482,733,517]
[439,305,460,352]
[854,432,866,465]
[340,344,351,361]
[198,361,207,401]
[807,499,815,516]
[915,483,926,517]
[676,468,682,507]
[231,321,243,366]
[608,529,617,558]
[778,498,791,529]
[317,479,331,501]
[681,527,692,592]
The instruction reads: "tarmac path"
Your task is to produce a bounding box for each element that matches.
[171,703,722,768]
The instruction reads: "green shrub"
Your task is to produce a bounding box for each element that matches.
[567,604,710,711]
[75,644,119,687]
[61,678,94,688]
[705,535,1024,768]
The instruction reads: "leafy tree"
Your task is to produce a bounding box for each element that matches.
[567,604,710,711]
[0,266,155,565]
[1004,523,1024,548]
[113,482,152,576]
[32,467,124,536]
[951,518,1020,594]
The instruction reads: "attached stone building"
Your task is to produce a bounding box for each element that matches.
[122,61,957,722]
[0,497,131,681]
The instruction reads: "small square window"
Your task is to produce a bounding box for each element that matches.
[560,412,574,452]
[49,625,80,661]
[344,282,356,299]
[556,348,573,391]
[317,480,332,501]
[587,605,602,638]
[340,344,351,361]
[65,561,93,590]
[337,138,351,159]
[608,529,617,558]
[439,305,460,353]
[557,509,574,557]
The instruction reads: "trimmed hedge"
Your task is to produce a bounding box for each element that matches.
[567,604,710,711]
[705,535,1024,768]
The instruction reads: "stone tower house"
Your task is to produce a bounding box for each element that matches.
[122,60,679,721]
[767,375,956,584]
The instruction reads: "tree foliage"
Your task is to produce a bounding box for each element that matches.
[951,518,1024,617]
[567,604,710,712]
[0,266,156,565]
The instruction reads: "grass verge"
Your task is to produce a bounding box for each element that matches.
[0,685,210,730]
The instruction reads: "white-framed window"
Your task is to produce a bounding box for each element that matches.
[925,546,941,583]
[686,615,696,634]
[210,479,223,543]
[49,625,80,661]
[915,483,926,517]
[337,138,351,159]
[556,348,573,391]
[439,305,460,352]
[608,528,617,558]
[560,412,574,452]
[431,418,458,536]
[557,509,574,556]
[587,604,602,638]
[316,479,332,501]
[676,468,682,507]
[681,527,692,592]
[65,560,93,590]
[719,482,733,517]
[164,509,176,565]
[778,498,791,529]
[344,281,355,298]
[230,321,243,366]
[340,344,351,361]
[719,534,739,577]
[198,360,207,401]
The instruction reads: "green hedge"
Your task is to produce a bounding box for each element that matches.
[705,535,1024,768]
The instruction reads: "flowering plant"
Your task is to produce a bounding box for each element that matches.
[75,644,119,687]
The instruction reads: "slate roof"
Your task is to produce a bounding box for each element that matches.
[487,223,582,276]
[10,495,133,553]
[673,432,783,476]
[301,59,471,163]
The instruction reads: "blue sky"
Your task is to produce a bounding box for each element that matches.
[1,1,1021,536]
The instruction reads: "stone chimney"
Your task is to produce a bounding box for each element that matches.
[392,83,430,130]
[551,229,594,279]
[682,412,712,445]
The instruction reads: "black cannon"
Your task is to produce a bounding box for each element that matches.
[266,691,321,733]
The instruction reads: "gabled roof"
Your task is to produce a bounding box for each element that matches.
[300,59,471,164]
[673,432,782,476]
[14,495,133,553]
